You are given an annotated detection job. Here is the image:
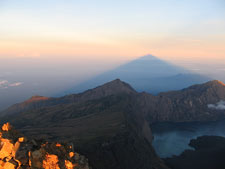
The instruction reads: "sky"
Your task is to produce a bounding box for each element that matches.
[0,0,225,110]
[0,0,224,61]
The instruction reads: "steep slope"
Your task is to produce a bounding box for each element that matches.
[2,79,225,124]
[0,96,52,117]
[142,80,225,123]
[2,79,225,169]
[0,79,136,117]
[0,80,168,169]
[0,123,90,169]
[67,55,210,94]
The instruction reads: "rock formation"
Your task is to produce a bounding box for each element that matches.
[0,123,90,169]
[136,80,225,123]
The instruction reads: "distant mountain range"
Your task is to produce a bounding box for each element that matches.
[0,55,211,112]
[2,79,225,123]
[65,55,211,95]
[1,79,225,169]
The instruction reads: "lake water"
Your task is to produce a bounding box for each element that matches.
[151,120,225,158]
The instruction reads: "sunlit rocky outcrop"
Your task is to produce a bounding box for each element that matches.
[0,123,90,169]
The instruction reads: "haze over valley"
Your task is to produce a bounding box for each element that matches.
[1,55,225,111]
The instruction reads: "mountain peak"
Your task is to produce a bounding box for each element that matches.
[185,80,225,90]
[138,54,159,60]
[206,80,225,86]
[109,78,122,83]
[105,78,128,86]
[91,79,136,95]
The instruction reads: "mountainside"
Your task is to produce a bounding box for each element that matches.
[0,96,52,117]
[0,79,136,117]
[67,55,210,94]
[1,79,225,124]
[0,123,90,169]
[143,80,225,123]
[1,79,225,169]
[0,80,168,169]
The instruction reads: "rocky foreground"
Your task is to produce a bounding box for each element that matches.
[0,123,90,169]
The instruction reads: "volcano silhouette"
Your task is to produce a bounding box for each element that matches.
[66,55,210,94]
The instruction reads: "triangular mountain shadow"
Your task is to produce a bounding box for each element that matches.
[64,55,211,95]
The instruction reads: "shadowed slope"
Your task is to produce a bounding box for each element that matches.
[141,80,225,123]
[0,79,168,169]
[0,79,136,117]
[1,79,225,169]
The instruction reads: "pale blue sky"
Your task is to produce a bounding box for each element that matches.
[1,0,224,35]
[0,0,224,60]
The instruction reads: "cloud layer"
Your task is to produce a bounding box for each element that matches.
[0,80,23,89]
[208,100,225,110]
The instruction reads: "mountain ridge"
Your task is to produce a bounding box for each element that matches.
[1,79,225,123]
[0,79,136,117]
[0,79,170,169]
[1,79,225,169]
[141,79,225,123]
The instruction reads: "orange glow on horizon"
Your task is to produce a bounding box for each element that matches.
[0,35,224,63]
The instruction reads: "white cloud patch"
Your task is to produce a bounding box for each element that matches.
[0,80,23,89]
[9,82,23,87]
[208,100,225,110]
[0,80,9,89]
[0,80,8,85]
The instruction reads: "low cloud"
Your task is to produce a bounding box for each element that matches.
[0,80,8,85]
[208,100,225,110]
[0,80,23,89]
[9,82,23,87]
[0,80,9,89]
